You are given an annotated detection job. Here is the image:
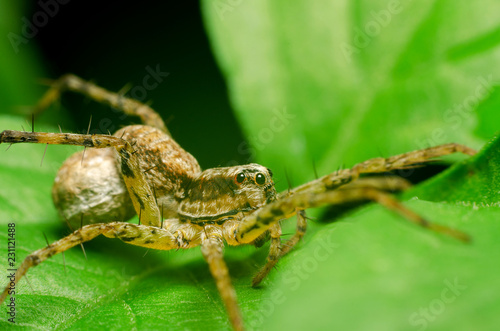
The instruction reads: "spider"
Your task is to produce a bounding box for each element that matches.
[0,74,476,331]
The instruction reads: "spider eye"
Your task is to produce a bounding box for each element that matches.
[235,172,246,184]
[255,173,266,185]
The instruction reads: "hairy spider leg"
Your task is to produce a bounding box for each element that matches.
[247,143,477,284]
[287,143,477,197]
[34,74,169,134]
[235,179,471,284]
[251,176,414,286]
[201,225,244,331]
[238,184,470,246]
[0,130,161,227]
[281,176,412,253]
[276,210,307,258]
[0,222,186,305]
[260,144,477,280]
[251,222,283,287]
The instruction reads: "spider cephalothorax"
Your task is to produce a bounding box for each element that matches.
[178,164,277,226]
[0,74,476,331]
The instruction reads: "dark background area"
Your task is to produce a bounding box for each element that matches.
[27,0,247,169]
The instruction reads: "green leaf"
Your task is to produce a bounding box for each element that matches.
[201,0,500,191]
[259,135,500,331]
[2,1,500,330]
[2,116,499,331]
[200,1,500,330]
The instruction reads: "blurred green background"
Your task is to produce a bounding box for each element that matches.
[1,0,499,330]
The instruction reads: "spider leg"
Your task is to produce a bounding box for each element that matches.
[201,225,244,331]
[251,223,282,287]
[0,222,183,305]
[287,143,477,197]
[341,176,413,192]
[34,74,168,133]
[0,131,161,227]
[277,209,307,257]
[236,186,470,245]
[252,176,413,286]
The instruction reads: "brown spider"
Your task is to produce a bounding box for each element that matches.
[0,74,476,331]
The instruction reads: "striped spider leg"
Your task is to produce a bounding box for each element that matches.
[34,73,169,133]
[239,144,477,287]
